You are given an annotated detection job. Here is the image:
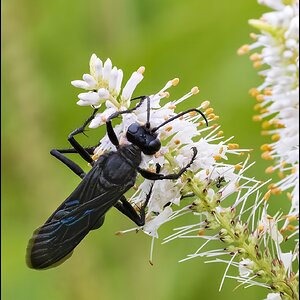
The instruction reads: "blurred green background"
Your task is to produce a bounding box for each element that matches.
[2,1,288,299]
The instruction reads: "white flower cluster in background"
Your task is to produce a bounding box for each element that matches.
[238,0,299,226]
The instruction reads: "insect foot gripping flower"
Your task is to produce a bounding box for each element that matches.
[238,1,299,228]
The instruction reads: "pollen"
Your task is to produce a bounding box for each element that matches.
[160,91,170,98]
[189,111,197,116]
[254,103,262,111]
[165,126,173,132]
[261,151,273,160]
[217,131,224,137]
[213,155,222,161]
[250,53,261,61]
[234,164,243,170]
[261,144,273,152]
[205,108,214,115]
[237,44,250,55]
[286,225,296,232]
[287,215,298,222]
[264,88,272,96]
[208,113,216,120]
[201,100,210,109]
[262,121,271,129]
[219,147,224,154]
[277,171,285,179]
[213,115,219,121]
[271,133,280,141]
[171,78,180,86]
[261,130,269,136]
[265,166,274,174]
[228,143,240,150]
[101,116,107,122]
[271,187,282,195]
[253,115,262,122]
[256,94,265,102]
[249,88,259,97]
[199,121,204,126]
[174,139,181,145]
[260,108,268,114]
[253,61,262,68]
[197,229,205,236]
[191,86,199,94]
[263,190,272,201]
[137,66,145,74]
[258,224,264,232]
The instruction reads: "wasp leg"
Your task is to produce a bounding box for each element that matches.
[138,147,197,180]
[68,109,99,165]
[50,149,86,178]
[115,163,160,226]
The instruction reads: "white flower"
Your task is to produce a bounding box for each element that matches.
[239,258,254,277]
[72,53,144,114]
[264,293,282,300]
[238,0,299,220]
[143,207,173,238]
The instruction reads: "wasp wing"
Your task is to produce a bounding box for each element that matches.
[27,162,132,270]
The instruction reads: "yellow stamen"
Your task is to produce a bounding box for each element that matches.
[228,143,240,150]
[137,66,145,74]
[261,151,273,160]
[165,126,173,132]
[254,103,262,111]
[168,104,176,109]
[262,121,271,129]
[271,134,280,142]
[191,86,199,94]
[249,88,259,97]
[208,113,216,120]
[287,215,297,222]
[264,88,272,96]
[213,115,219,120]
[256,94,265,102]
[201,100,210,109]
[253,115,262,122]
[250,53,261,61]
[189,111,197,117]
[174,139,181,145]
[265,166,274,174]
[271,187,282,195]
[205,108,214,115]
[278,171,285,179]
[253,61,262,68]
[219,147,224,154]
[213,155,222,161]
[172,78,179,86]
[197,229,205,236]
[237,44,250,55]
[261,144,273,151]
[286,225,296,232]
[234,164,243,171]
[217,131,224,137]
[263,190,272,201]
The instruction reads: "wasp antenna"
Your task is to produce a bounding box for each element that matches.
[151,108,208,133]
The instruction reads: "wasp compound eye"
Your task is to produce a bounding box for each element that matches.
[128,123,140,134]
[149,139,161,152]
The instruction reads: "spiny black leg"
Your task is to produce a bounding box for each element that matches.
[138,147,197,180]
[106,120,120,148]
[68,109,98,164]
[54,146,98,155]
[114,164,160,226]
[106,96,148,123]
[50,149,86,179]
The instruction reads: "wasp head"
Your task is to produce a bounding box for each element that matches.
[126,123,161,155]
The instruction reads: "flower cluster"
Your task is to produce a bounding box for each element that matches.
[238,0,299,227]
[72,54,299,299]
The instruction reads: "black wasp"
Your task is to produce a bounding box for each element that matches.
[26,95,208,269]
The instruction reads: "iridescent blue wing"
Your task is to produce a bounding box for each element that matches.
[27,162,131,269]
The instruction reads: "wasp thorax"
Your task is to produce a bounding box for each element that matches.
[126,123,161,155]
